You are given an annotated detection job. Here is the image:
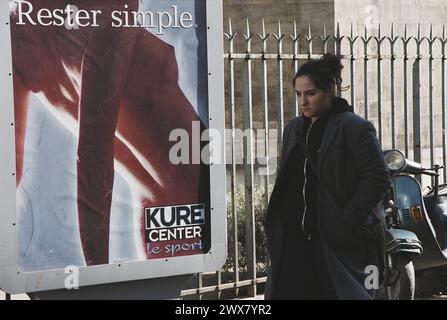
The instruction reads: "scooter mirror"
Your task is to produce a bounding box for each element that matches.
[403,159,423,175]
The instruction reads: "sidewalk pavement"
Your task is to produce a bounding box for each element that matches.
[0,288,264,300]
[0,290,29,300]
[236,294,265,300]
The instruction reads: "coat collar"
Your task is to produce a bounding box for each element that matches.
[315,112,344,169]
[294,113,343,163]
[286,97,351,170]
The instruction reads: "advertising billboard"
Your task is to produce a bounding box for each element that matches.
[0,0,226,293]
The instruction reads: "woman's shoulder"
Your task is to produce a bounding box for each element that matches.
[340,111,375,132]
[284,116,302,132]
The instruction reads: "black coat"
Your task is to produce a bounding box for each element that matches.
[264,98,390,300]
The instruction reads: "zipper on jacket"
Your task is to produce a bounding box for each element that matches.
[302,127,311,241]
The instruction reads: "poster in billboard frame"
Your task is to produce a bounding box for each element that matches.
[0,0,226,294]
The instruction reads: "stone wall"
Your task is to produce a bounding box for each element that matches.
[334,0,447,173]
[222,0,447,186]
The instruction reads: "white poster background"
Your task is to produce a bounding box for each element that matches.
[17,0,209,272]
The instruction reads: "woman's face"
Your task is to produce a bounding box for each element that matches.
[295,76,333,122]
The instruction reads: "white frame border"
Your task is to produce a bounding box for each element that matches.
[0,0,226,294]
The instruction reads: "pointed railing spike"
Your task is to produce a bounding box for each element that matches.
[412,23,426,47]
[273,20,285,41]
[401,23,411,44]
[290,20,300,41]
[305,24,315,41]
[347,22,359,43]
[443,25,447,45]
[224,18,237,40]
[390,23,398,43]
[257,18,270,51]
[257,18,268,39]
[374,23,386,46]
[319,22,330,52]
[442,25,447,51]
[290,20,301,53]
[243,19,253,40]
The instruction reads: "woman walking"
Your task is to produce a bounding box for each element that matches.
[264,53,390,299]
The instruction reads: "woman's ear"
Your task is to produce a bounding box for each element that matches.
[330,83,336,97]
[325,84,335,100]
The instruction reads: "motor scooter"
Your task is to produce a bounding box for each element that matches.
[379,149,447,299]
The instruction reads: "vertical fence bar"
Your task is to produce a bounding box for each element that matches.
[402,25,411,157]
[306,24,315,60]
[257,19,270,232]
[198,273,203,300]
[362,27,372,119]
[412,24,424,171]
[274,22,285,155]
[428,25,435,183]
[348,23,359,110]
[390,24,398,149]
[224,19,239,297]
[291,21,301,117]
[334,22,344,97]
[375,25,385,146]
[216,269,222,299]
[242,19,256,298]
[273,22,285,288]
[442,26,447,183]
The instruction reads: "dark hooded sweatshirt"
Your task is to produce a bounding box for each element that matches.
[302,97,354,239]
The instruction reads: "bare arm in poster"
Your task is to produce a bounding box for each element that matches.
[11,0,206,265]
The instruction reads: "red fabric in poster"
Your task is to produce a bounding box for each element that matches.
[10,0,210,267]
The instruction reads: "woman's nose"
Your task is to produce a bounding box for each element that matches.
[300,96,308,106]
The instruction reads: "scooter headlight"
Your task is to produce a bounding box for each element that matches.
[384,150,406,172]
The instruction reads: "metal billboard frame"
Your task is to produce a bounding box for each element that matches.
[0,0,226,294]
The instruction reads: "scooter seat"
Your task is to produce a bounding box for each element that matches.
[424,184,447,197]
[439,184,447,197]
[423,194,447,251]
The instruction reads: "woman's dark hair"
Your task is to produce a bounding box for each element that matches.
[293,53,344,91]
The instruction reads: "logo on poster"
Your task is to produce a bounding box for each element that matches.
[144,203,207,258]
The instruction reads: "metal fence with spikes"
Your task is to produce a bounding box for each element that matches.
[180,19,447,300]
